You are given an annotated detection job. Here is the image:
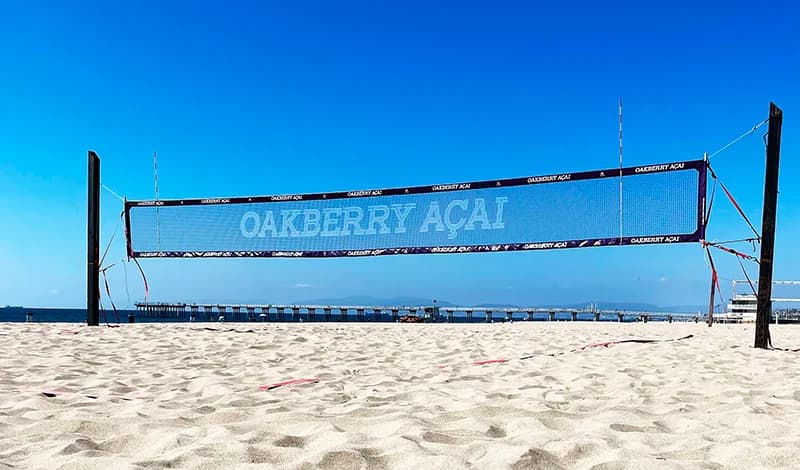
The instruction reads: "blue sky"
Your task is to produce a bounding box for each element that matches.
[1,0,797,309]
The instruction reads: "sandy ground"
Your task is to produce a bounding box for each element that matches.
[1,322,799,470]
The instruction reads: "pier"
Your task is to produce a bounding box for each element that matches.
[134,302,711,323]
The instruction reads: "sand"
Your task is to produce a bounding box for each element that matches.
[1,322,799,470]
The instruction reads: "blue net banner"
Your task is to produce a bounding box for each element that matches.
[125,159,707,258]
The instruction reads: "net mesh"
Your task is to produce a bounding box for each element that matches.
[126,160,705,257]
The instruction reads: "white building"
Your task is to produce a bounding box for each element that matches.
[725,294,758,323]
[721,280,800,323]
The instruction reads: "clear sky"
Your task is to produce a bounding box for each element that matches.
[1,0,798,309]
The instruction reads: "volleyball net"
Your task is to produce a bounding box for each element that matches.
[124,159,706,258]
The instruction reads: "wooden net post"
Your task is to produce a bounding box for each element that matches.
[755,103,783,349]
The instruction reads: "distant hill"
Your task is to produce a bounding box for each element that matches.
[558,302,702,313]
[293,296,702,313]
[297,295,458,307]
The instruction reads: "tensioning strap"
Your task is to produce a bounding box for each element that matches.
[707,163,761,240]
[132,257,150,304]
[702,240,759,263]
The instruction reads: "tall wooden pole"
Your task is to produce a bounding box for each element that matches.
[754,103,783,349]
[87,151,100,326]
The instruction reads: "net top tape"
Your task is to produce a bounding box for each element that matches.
[126,159,705,208]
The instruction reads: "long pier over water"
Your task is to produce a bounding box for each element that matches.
[135,302,703,323]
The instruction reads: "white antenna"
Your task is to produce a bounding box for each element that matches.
[619,97,624,242]
[153,151,161,251]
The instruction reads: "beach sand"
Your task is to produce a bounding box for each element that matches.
[1,322,799,469]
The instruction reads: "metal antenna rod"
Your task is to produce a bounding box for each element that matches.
[619,97,624,243]
[153,151,161,251]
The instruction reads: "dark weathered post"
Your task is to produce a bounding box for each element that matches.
[755,103,783,349]
[87,151,100,326]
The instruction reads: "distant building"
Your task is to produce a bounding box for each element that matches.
[725,294,758,323]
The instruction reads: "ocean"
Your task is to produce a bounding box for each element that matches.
[1,307,176,324]
[0,307,680,324]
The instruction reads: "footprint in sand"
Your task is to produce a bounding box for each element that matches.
[421,431,461,444]
[486,392,516,400]
[134,456,184,468]
[273,435,307,448]
[564,442,598,463]
[486,424,506,438]
[609,421,668,433]
[60,438,100,455]
[356,448,388,469]
[245,445,277,464]
[194,405,215,414]
[317,450,368,469]
[322,393,352,404]
[511,448,567,470]
[535,411,577,432]
[110,385,136,394]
